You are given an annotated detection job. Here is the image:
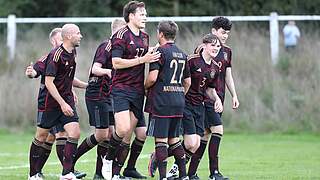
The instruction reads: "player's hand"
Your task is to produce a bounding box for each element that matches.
[214,98,223,113]
[232,96,239,109]
[61,102,74,117]
[25,62,36,78]
[140,50,161,64]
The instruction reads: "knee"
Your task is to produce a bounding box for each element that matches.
[211,125,223,135]
[135,127,147,141]
[184,139,199,153]
[35,132,48,143]
[116,124,131,137]
[46,134,56,143]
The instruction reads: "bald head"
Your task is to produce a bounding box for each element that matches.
[61,24,80,39]
[61,23,82,48]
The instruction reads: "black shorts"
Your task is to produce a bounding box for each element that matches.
[147,115,181,138]
[204,104,222,128]
[109,112,115,126]
[112,89,145,125]
[37,106,79,129]
[182,102,205,136]
[86,99,112,129]
[49,123,65,134]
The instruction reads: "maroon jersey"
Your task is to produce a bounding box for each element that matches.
[145,43,190,117]
[85,39,112,101]
[38,45,77,111]
[185,53,220,105]
[111,26,149,94]
[194,44,232,103]
[33,55,47,79]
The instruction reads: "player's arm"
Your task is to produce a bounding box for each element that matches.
[112,50,161,69]
[45,76,74,116]
[206,87,223,113]
[145,70,159,89]
[183,77,191,95]
[25,62,37,78]
[92,62,112,78]
[225,67,239,109]
[73,77,88,89]
[111,36,161,69]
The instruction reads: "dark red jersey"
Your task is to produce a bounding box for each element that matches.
[111,26,149,94]
[85,39,112,101]
[185,53,220,105]
[38,45,77,111]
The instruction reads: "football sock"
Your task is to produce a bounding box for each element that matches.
[95,140,110,176]
[188,140,208,176]
[113,142,130,175]
[155,142,168,179]
[62,137,78,175]
[106,132,123,161]
[73,134,98,163]
[56,137,67,166]
[170,141,187,178]
[126,137,145,169]
[209,133,222,175]
[38,142,53,171]
[29,138,43,176]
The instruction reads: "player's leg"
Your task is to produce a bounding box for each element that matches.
[55,130,68,166]
[74,99,109,166]
[29,110,55,179]
[37,131,55,176]
[188,104,213,179]
[123,122,147,179]
[113,113,137,178]
[94,113,114,179]
[60,107,81,178]
[208,123,229,180]
[168,118,188,180]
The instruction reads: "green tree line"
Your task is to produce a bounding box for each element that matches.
[0,0,319,17]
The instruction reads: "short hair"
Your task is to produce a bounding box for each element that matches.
[157,20,179,40]
[49,28,62,41]
[111,18,126,34]
[202,33,220,45]
[123,1,145,23]
[211,16,232,31]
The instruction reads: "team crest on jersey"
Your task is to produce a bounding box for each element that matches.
[223,52,228,61]
[210,68,216,78]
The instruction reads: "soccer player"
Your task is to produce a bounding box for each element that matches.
[26,28,86,180]
[188,17,239,180]
[145,20,191,180]
[70,19,126,180]
[27,23,83,180]
[101,1,161,180]
[163,34,223,180]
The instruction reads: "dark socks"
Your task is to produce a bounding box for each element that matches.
[73,134,98,164]
[170,141,187,178]
[188,140,208,176]
[38,142,53,172]
[95,140,110,176]
[113,142,130,175]
[209,133,222,175]
[106,132,123,161]
[29,138,43,176]
[155,142,168,179]
[126,138,145,169]
[56,137,67,166]
[62,137,78,175]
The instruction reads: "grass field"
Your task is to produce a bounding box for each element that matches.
[0,132,319,180]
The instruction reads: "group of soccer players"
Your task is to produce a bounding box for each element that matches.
[25,1,239,180]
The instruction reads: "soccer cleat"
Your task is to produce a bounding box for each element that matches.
[148,152,157,177]
[189,174,200,180]
[180,176,190,180]
[112,175,131,180]
[102,156,113,180]
[28,173,43,180]
[166,163,179,179]
[38,172,45,179]
[60,172,80,180]
[93,174,105,180]
[208,170,229,180]
[123,167,147,179]
[74,170,87,179]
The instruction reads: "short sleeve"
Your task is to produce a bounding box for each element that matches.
[111,35,126,58]
[149,49,164,71]
[45,53,58,77]
[94,42,108,65]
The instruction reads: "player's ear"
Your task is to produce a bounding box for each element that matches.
[211,28,216,35]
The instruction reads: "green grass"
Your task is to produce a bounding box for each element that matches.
[0,132,319,179]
